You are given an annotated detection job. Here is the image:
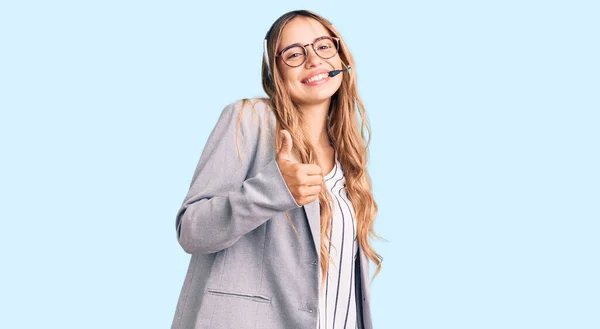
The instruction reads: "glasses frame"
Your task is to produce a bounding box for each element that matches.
[275,36,341,68]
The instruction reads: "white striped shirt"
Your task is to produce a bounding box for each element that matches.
[318,154,360,329]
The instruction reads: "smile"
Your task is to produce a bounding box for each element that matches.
[302,73,330,86]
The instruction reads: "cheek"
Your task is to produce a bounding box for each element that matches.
[282,74,304,95]
[279,70,302,88]
[278,63,299,81]
[288,81,305,101]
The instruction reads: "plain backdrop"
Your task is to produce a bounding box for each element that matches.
[1,1,598,328]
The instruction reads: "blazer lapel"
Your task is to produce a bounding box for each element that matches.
[303,199,321,256]
[358,245,373,329]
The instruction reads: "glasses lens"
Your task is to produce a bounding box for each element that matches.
[282,46,306,67]
[315,38,338,59]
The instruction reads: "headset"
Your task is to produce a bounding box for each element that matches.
[263,35,272,80]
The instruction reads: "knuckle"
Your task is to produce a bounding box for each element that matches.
[302,186,311,197]
[294,186,302,196]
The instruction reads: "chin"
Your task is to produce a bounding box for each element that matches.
[296,85,341,105]
[297,94,334,106]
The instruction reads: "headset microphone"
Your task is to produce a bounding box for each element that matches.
[328,65,351,77]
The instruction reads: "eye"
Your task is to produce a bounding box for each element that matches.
[286,52,302,60]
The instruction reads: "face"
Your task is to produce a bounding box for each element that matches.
[276,17,343,107]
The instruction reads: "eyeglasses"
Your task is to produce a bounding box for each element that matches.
[276,36,340,68]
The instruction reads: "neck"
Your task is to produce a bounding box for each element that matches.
[298,99,332,148]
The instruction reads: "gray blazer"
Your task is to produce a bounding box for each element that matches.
[171,99,373,329]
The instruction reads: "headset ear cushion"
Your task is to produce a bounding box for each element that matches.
[263,39,271,76]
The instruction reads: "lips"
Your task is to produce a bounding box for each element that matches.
[301,71,330,84]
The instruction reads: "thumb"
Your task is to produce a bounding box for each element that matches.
[277,129,293,162]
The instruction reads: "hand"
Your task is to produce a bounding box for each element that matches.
[276,129,323,206]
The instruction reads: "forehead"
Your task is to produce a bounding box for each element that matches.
[278,17,331,50]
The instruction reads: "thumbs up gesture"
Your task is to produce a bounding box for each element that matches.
[276,129,323,206]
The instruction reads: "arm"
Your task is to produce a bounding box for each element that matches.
[175,100,300,254]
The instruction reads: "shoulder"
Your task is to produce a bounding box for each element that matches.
[220,97,277,137]
[227,97,275,121]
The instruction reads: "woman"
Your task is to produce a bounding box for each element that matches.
[171,10,382,329]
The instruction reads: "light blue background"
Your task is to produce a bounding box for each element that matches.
[1,1,598,328]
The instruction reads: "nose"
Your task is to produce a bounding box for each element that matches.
[304,45,323,68]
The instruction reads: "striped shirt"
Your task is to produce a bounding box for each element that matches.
[318,153,360,329]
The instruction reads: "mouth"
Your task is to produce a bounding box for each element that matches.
[301,71,330,86]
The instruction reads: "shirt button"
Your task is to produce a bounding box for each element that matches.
[311,261,317,266]
[308,309,314,313]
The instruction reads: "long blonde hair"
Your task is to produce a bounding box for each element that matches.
[241,10,384,290]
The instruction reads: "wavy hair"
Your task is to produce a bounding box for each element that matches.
[239,10,383,290]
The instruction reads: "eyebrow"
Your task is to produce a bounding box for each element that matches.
[278,35,331,54]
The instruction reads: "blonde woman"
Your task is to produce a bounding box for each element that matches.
[171,10,382,329]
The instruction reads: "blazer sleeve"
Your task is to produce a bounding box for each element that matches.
[175,100,301,254]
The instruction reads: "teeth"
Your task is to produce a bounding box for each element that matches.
[306,73,328,83]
